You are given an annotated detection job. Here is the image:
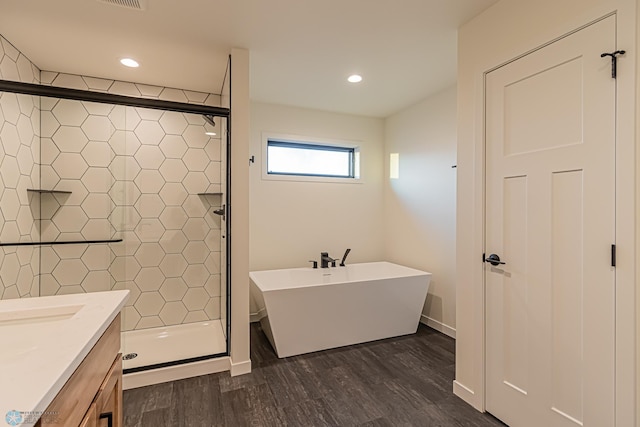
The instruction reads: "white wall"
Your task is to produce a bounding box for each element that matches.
[456,0,636,422]
[249,102,385,278]
[384,86,457,337]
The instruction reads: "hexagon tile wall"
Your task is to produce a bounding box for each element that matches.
[0,35,41,300]
[39,72,225,331]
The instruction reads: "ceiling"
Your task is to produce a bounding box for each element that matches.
[0,0,498,118]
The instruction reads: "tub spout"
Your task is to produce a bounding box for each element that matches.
[339,248,351,267]
[320,252,336,268]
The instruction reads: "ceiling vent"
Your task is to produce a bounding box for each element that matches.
[97,0,147,10]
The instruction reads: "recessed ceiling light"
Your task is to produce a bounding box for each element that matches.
[120,58,139,68]
[347,74,363,83]
[205,131,217,136]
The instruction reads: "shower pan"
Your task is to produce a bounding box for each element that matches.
[0,76,231,373]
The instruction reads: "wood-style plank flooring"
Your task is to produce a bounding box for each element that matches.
[123,323,506,427]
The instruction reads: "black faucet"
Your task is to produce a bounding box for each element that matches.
[339,248,351,266]
[320,252,336,268]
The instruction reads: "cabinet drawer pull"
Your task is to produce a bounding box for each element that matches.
[99,412,113,427]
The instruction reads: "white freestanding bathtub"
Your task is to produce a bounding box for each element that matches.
[249,261,431,358]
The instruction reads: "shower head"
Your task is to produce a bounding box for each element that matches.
[203,115,216,127]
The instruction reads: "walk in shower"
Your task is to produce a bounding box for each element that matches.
[0,69,231,372]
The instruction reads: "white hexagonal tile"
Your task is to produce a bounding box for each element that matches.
[53,206,88,232]
[81,115,114,141]
[136,292,165,316]
[122,305,141,330]
[52,126,89,153]
[159,301,188,326]
[159,253,187,278]
[111,81,141,97]
[0,93,20,125]
[52,259,88,285]
[135,267,164,291]
[40,246,60,274]
[183,241,209,264]
[57,284,86,295]
[41,111,61,138]
[40,166,61,191]
[184,311,208,323]
[135,120,165,146]
[159,159,188,182]
[205,275,221,298]
[111,206,141,231]
[159,135,188,159]
[205,229,222,250]
[182,125,209,148]
[83,101,113,116]
[182,195,208,218]
[54,179,89,205]
[40,138,60,165]
[136,316,164,329]
[205,252,221,274]
[81,219,112,240]
[159,111,188,135]
[1,123,20,156]
[16,206,34,235]
[16,144,34,175]
[183,148,209,172]
[159,206,188,230]
[136,169,164,194]
[81,270,112,293]
[16,114,34,146]
[136,194,165,218]
[135,145,164,169]
[135,242,165,267]
[182,172,208,194]
[0,253,20,286]
[136,108,163,121]
[52,99,88,126]
[205,297,221,320]
[114,281,141,306]
[81,142,112,167]
[205,161,221,184]
[108,105,127,131]
[16,57,35,83]
[110,180,140,206]
[182,218,208,241]
[82,168,113,192]
[0,56,19,81]
[52,152,88,179]
[159,88,188,103]
[110,155,141,181]
[135,84,162,98]
[81,244,111,270]
[159,278,188,302]
[39,274,61,296]
[110,231,140,257]
[135,218,164,242]
[159,230,188,254]
[110,130,139,156]
[81,193,112,219]
[204,139,222,161]
[183,287,209,311]
[183,264,208,288]
[0,188,19,220]
[110,256,141,282]
[52,244,85,259]
[39,220,60,242]
[159,183,187,206]
[1,156,19,189]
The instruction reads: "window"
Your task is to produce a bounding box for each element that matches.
[266,139,357,179]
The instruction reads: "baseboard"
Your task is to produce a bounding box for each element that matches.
[420,315,456,339]
[123,357,231,390]
[230,359,252,376]
[250,308,266,323]
[453,380,483,411]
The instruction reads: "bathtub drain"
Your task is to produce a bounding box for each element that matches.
[122,353,138,360]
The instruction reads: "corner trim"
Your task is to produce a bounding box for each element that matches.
[420,315,456,339]
[123,357,230,390]
[230,359,252,376]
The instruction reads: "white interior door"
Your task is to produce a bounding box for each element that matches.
[485,16,616,427]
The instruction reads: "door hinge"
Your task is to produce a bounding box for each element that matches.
[611,244,616,267]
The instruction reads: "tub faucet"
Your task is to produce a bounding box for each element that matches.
[320,252,336,268]
[339,248,351,267]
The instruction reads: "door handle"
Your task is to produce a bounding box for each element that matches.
[484,253,506,266]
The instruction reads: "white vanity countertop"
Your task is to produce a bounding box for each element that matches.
[0,290,129,424]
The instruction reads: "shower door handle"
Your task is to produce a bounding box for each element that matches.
[213,204,225,221]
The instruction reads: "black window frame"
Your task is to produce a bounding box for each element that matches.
[266,139,356,179]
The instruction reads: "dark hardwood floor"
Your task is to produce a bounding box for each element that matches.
[123,323,506,427]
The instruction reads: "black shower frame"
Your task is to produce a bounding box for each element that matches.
[0,77,233,372]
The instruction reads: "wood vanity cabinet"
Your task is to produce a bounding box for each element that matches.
[36,314,123,427]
